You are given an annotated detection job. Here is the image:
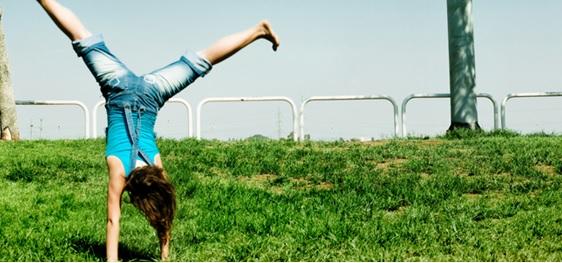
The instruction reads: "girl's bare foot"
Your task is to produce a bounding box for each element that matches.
[258,20,280,51]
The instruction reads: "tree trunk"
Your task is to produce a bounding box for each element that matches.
[447,0,480,131]
[0,8,19,140]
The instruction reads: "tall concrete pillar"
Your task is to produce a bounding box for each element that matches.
[447,0,480,130]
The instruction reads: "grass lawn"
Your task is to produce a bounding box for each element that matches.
[1,131,562,261]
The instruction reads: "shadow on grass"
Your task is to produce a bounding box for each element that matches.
[71,238,155,262]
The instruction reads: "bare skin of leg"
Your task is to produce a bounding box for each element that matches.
[199,20,280,65]
[36,0,92,41]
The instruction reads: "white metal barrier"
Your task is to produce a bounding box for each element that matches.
[501,92,562,129]
[92,100,105,138]
[299,95,400,141]
[401,93,498,137]
[16,100,90,138]
[197,96,299,141]
[24,92,546,140]
[92,98,194,138]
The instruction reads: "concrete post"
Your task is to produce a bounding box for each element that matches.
[447,0,480,130]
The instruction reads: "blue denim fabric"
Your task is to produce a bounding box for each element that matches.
[73,34,212,176]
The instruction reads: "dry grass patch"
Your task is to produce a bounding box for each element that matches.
[208,167,228,177]
[289,177,334,191]
[383,205,408,218]
[361,140,391,147]
[417,139,446,147]
[464,191,507,205]
[419,172,432,180]
[535,164,557,176]
[376,158,407,171]
[238,174,278,187]
[238,174,287,195]
[237,175,334,194]
[484,191,507,203]
[463,193,481,201]
[317,182,334,190]
[450,148,473,154]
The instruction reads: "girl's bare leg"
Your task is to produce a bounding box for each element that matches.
[37,0,92,41]
[199,20,280,65]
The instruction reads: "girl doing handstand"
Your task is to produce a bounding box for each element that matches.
[37,0,280,260]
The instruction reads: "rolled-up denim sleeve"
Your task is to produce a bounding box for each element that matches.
[181,51,213,77]
[72,34,106,57]
[71,34,131,97]
[146,51,213,106]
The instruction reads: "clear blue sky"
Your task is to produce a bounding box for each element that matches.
[2,0,562,140]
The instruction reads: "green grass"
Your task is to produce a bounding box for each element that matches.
[2,133,562,261]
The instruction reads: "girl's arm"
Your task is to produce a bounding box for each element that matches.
[153,156,170,261]
[106,158,127,262]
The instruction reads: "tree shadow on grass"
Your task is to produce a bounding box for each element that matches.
[71,238,155,262]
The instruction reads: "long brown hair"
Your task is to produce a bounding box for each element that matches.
[125,165,177,245]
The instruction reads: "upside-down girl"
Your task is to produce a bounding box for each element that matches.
[37,0,280,260]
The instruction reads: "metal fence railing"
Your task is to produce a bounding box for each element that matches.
[19,91,562,140]
[299,95,400,141]
[197,96,299,141]
[16,100,90,138]
[501,92,562,129]
[401,93,498,137]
